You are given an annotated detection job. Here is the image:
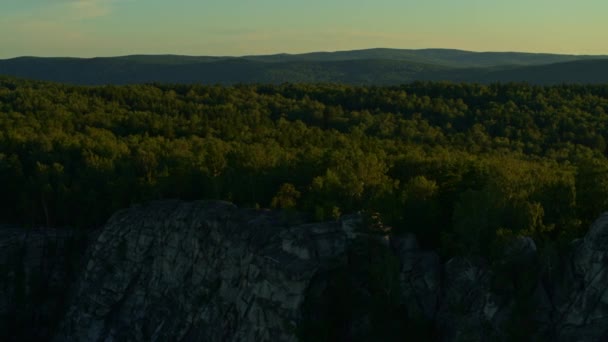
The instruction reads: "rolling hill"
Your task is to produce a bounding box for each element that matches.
[1,48,607,85]
[432,59,608,84]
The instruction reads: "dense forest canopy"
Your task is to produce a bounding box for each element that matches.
[2,77,608,257]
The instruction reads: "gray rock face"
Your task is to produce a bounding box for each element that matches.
[56,201,358,342]
[550,213,608,341]
[5,202,608,341]
[424,213,608,342]
[391,234,441,321]
[437,257,497,341]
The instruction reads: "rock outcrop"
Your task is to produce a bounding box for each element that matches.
[3,201,608,341]
[370,215,608,341]
[549,213,608,340]
[390,234,441,323]
[55,200,363,341]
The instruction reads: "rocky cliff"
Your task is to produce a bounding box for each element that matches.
[56,200,362,341]
[3,200,608,341]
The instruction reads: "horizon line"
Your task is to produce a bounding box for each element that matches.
[2,47,608,60]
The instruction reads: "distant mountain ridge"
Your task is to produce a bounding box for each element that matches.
[1,48,608,85]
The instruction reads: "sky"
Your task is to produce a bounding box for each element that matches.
[1,0,607,58]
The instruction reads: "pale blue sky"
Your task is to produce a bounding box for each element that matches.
[1,0,607,58]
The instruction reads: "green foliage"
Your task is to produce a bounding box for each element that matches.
[1,78,608,257]
[271,183,301,209]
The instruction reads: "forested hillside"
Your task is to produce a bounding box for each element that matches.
[2,77,608,257]
[2,49,608,85]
